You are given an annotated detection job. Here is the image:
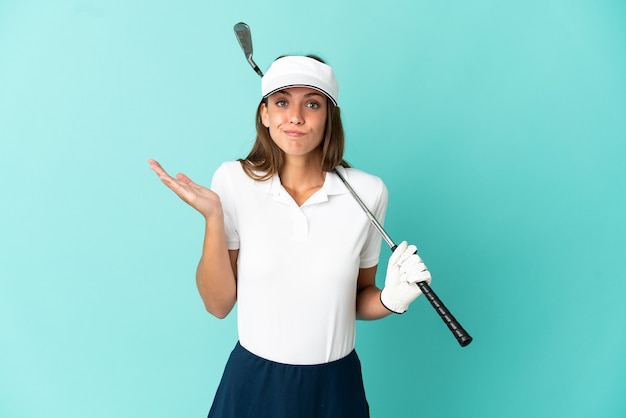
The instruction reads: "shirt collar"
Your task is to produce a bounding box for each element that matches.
[253,167,350,204]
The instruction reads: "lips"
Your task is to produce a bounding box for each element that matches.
[283,130,305,138]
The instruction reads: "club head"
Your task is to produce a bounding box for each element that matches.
[233,22,263,77]
[234,22,253,57]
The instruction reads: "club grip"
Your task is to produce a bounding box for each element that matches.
[416,281,473,347]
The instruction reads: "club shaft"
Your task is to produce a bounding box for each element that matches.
[334,169,473,347]
[248,58,263,76]
[335,171,396,249]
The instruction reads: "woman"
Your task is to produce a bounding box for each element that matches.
[148,55,432,417]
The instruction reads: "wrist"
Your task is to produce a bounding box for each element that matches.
[380,287,407,314]
[203,208,224,225]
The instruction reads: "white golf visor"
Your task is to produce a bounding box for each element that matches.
[261,56,339,106]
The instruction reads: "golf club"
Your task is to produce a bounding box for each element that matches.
[234,22,263,77]
[335,169,473,347]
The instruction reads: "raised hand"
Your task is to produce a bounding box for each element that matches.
[148,159,222,219]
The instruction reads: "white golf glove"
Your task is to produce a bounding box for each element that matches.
[380,241,432,314]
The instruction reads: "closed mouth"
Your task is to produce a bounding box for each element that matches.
[283,130,305,137]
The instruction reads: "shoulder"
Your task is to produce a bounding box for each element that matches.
[336,166,386,193]
[211,161,250,191]
[343,167,384,187]
[213,161,272,181]
[212,161,246,182]
[213,160,243,176]
[334,166,388,206]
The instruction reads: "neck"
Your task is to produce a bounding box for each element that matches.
[280,163,324,189]
[279,155,325,205]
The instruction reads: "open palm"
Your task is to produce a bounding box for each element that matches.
[148,159,221,218]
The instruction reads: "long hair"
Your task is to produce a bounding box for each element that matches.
[239,55,350,181]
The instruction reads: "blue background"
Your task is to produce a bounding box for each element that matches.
[1,1,625,417]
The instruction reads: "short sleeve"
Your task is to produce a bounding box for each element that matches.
[358,178,388,269]
[210,162,240,250]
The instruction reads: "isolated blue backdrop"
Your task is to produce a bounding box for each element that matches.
[1,1,625,417]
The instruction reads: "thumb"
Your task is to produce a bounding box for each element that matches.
[176,172,194,185]
[389,241,408,266]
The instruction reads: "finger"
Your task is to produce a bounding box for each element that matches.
[159,178,198,207]
[147,158,163,171]
[153,168,186,190]
[406,268,432,284]
[176,172,196,186]
[157,174,183,192]
[417,269,432,284]
[389,241,408,265]
[398,245,419,264]
[399,257,421,279]
[400,256,428,275]
[148,159,171,178]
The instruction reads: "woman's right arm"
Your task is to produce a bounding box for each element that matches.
[148,159,237,318]
[195,215,238,318]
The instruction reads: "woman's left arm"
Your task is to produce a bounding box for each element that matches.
[356,266,393,320]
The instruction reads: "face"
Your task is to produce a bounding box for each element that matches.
[260,87,328,161]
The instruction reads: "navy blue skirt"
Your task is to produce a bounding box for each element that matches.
[208,342,370,418]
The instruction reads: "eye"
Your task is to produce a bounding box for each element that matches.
[306,101,320,109]
[274,99,288,107]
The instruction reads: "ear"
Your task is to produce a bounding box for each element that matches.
[260,102,270,128]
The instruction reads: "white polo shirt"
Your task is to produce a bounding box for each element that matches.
[210,161,388,365]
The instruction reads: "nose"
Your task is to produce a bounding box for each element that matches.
[288,107,304,125]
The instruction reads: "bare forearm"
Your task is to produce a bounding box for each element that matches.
[196,215,237,318]
[356,285,393,320]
